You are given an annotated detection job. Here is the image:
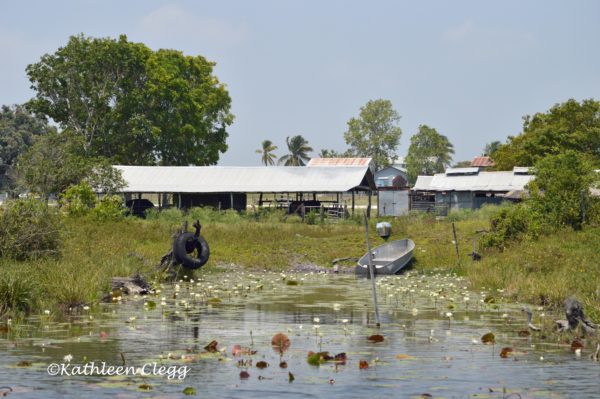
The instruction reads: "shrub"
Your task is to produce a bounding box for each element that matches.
[92,195,125,220]
[145,207,184,223]
[188,207,242,224]
[61,182,96,216]
[479,203,543,250]
[529,151,596,230]
[305,209,321,225]
[0,272,39,316]
[0,198,62,260]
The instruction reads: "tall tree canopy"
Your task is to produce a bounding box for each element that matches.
[343,99,402,170]
[493,99,600,170]
[405,125,454,184]
[255,140,278,166]
[26,34,233,166]
[0,105,55,190]
[278,135,313,166]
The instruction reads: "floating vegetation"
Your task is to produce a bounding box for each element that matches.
[481,332,496,344]
[2,270,599,398]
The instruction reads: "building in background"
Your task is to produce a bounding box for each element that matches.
[411,167,533,215]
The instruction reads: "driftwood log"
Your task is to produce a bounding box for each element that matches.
[111,274,151,295]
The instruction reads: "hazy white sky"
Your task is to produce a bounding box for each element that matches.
[1,0,599,165]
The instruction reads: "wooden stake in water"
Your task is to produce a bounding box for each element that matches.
[364,212,381,327]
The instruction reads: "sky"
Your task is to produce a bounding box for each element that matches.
[1,0,599,166]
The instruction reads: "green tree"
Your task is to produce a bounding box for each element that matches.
[278,135,313,166]
[26,34,233,166]
[343,99,402,170]
[318,149,341,158]
[0,105,55,191]
[483,141,502,157]
[15,132,89,200]
[494,99,600,170]
[318,148,355,158]
[255,140,278,165]
[405,125,455,183]
[528,151,596,230]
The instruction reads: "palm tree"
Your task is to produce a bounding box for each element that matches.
[278,135,313,166]
[255,140,278,166]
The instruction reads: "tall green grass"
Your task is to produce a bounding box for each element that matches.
[1,204,599,320]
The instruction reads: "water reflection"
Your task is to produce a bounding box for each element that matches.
[1,271,598,398]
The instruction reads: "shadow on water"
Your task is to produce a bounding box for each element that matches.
[1,270,599,398]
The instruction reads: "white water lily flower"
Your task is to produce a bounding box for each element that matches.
[445,312,453,318]
[411,308,418,316]
[342,319,349,324]
[63,354,73,362]
[313,317,320,323]
[44,310,50,315]
[333,303,341,311]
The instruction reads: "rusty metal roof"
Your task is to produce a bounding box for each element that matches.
[470,156,495,167]
[307,158,373,167]
[115,165,375,193]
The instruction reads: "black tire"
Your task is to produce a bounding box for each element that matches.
[173,232,210,270]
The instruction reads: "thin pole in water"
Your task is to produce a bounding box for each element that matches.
[363,212,381,327]
[452,222,460,266]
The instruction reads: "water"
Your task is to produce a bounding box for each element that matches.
[1,271,599,398]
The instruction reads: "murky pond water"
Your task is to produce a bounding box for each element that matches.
[1,271,599,398]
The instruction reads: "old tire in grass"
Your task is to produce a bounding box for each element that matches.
[173,232,210,270]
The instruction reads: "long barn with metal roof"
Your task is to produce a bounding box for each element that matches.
[115,158,376,215]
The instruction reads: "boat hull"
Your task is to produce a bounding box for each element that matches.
[355,239,415,275]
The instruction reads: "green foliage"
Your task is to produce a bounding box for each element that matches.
[494,98,600,170]
[0,104,55,191]
[255,140,278,166]
[0,272,39,317]
[405,124,454,183]
[483,141,502,157]
[343,99,402,170]
[278,135,313,166]
[479,203,542,250]
[304,209,321,225]
[528,151,596,230]
[26,34,233,166]
[15,131,89,199]
[144,207,185,223]
[61,183,96,216]
[92,195,125,220]
[86,161,126,194]
[0,198,62,260]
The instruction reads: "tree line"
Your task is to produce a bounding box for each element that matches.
[255,98,456,184]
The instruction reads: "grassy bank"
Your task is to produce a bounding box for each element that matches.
[1,206,599,321]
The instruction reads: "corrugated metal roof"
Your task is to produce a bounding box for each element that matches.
[307,158,373,167]
[513,166,532,175]
[115,165,374,193]
[445,167,479,175]
[413,176,434,191]
[470,156,494,167]
[412,171,534,192]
